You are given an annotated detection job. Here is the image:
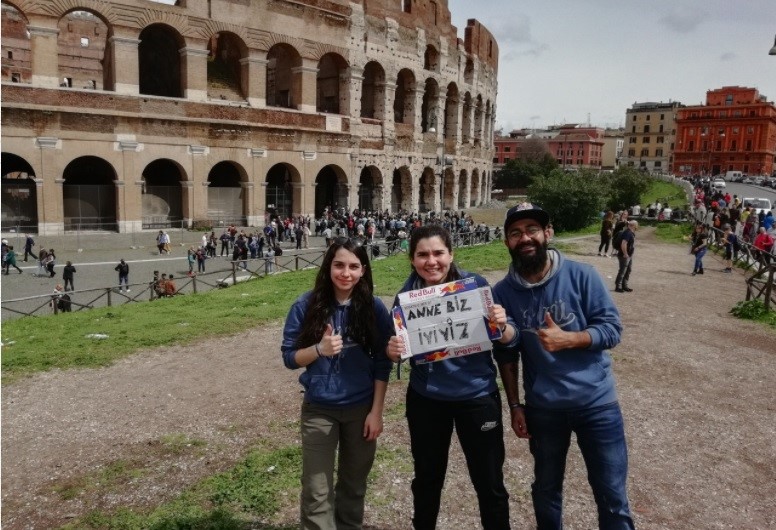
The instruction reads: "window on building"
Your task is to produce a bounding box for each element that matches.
[731,140,737,151]
[715,140,723,151]
[633,115,638,121]
[402,0,411,13]
[503,157,510,163]
[657,136,664,143]
[643,137,650,143]
[691,112,698,118]
[659,124,664,133]
[750,110,756,117]
[504,146,511,152]
[688,141,694,152]
[734,110,742,117]
[644,125,650,133]
[631,126,636,133]
[7,51,12,59]
[646,115,651,121]
[80,37,89,47]
[654,161,662,167]
[493,157,498,163]
[11,72,20,82]
[747,126,754,134]
[746,140,752,151]
[732,127,739,134]
[725,93,733,105]
[656,148,664,156]
[61,77,72,87]
[628,148,635,156]
[660,113,665,120]
[430,1,438,24]
[719,111,727,118]
[629,137,636,144]
[641,148,649,157]
[702,140,709,152]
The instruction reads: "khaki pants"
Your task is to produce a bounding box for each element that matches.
[300,401,376,530]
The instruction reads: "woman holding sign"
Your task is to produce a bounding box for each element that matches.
[387,224,517,530]
[281,238,394,530]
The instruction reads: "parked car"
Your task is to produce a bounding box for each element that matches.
[711,178,726,190]
[742,177,754,184]
[752,176,765,186]
[742,197,772,215]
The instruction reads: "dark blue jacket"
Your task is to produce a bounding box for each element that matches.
[282,292,393,407]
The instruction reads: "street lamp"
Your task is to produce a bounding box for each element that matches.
[769,34,776,55]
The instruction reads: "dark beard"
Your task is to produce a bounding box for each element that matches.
[509,240,549,277]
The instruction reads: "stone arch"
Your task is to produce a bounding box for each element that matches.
[206,30,248,101]
[462,91,472,143]
[474,94,484,143]
[421,77,440,132]
[62,155,118,230]
[207,160,247,225]
[1,152,38,231]
[393,68,415,124]
[314,164,348,216]
[464,57,474,84]
[424,44,440,73]
[457,169,468,209]
[266,42,302,109]
[444,82,459,141]
[361,61,385,120]
[419,166,435,212]
[317,52,348,114]
[141,158,186,228]
[358,165,381,212]
[139,23,185,98]
[56,8,111,90]
[471,168,481,206]
[392,166,412,213]
[265,162,301,220]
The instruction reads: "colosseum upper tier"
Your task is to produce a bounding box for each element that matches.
[1,0,498,234]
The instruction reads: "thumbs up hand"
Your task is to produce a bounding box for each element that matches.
[318,324,343,357]
[537,312,566,352]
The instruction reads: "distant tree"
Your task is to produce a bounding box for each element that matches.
[606,167,651,211]
[527,169,607,232]
[494,148,558,190]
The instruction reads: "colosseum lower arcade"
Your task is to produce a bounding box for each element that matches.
[1,0,498,234]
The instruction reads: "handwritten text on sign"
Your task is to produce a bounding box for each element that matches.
[393,278,501,363]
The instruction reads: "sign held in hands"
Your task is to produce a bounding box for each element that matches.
[392,277,502,364]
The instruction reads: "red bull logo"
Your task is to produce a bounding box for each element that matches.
[439,282,465,295]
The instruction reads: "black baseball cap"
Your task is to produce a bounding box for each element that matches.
[504,202,550,231]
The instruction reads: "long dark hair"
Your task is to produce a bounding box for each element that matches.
[408,224,462,283]
[296,238,376,350]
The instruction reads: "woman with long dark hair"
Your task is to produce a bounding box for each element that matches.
[282,238,393,530]
[386,224,516,530]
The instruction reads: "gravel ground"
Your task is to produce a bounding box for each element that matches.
[2,227,775,529]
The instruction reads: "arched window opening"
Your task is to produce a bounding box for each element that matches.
[139,24,183,97]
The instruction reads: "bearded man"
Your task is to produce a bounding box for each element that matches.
[492,203,637,530]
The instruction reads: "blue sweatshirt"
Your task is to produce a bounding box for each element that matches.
[492,251,622,410]
[396,270,499,401]
[282,292,393,407]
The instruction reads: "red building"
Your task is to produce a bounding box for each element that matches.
[673,86,776,177]
[493,131,525,166]
[546,125,605,169]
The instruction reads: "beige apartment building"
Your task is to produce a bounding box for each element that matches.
[1,0,498,234]
[622,101,683,174]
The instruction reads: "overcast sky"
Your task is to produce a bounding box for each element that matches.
[447,0,776,132]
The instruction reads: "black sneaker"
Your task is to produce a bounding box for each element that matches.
[623,287,633,292]
[615,287,624,293]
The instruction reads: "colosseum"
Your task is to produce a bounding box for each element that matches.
[1,0,498,235]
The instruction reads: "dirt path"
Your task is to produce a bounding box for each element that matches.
[3,228,775,529]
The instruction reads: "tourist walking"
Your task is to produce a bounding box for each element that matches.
[3,245,23,274]
[62,260,76,290]
[115,259,130,292]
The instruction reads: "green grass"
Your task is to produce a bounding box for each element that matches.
[639,180,687,209]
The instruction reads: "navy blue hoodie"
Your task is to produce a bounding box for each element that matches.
[492,250,623,410]
[282,292,393,407]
